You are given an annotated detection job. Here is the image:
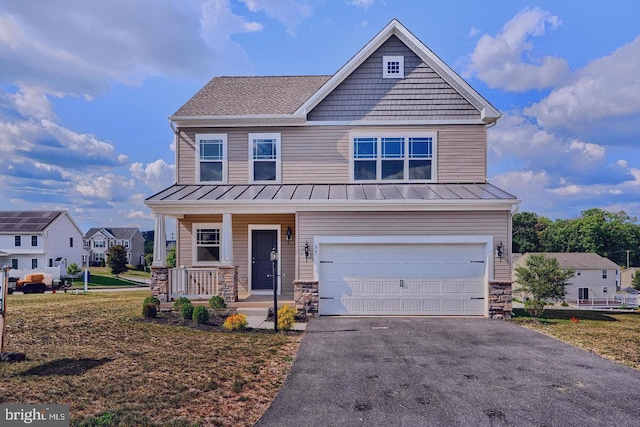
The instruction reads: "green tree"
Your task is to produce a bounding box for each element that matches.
[512,212,549,253]
[144,253,154,270]
[515,254,574,317]
[632,272,640,292]
[106,245,129,276]
[67,263,80,276]
[167,246,176,268]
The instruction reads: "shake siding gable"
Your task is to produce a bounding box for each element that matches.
[308,36,480,122]
[177,125,487,185]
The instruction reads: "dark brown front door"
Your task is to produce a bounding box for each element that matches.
[252,229,277,290]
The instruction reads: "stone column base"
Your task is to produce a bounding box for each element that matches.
[488,281,512,319]
[217,266,238,303]
[151,266,169,303]
[294,280,319,317]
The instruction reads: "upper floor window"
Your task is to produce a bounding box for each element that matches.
[602,270,608,279]
[94,240,105,248]
[383,56,404,78]
[351,133,436,182]
[15,236,21,247]
[124,241,130,248]
[196,133,227,183]
[31,236,38,246]
[249,133,281,183]
[193,224,221,265]
[70,237,74,247]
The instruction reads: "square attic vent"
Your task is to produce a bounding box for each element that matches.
[383,55,404,78]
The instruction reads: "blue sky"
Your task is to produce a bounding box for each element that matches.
[1,0,639,234]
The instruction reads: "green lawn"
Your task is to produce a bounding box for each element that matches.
[511,308,640,370]
[0,291,301,426]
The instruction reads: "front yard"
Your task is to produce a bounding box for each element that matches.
[0,291,301,426]
[511,308,640,370]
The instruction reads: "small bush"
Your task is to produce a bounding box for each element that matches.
[560,301,569,307]
[193,306,210,325]
[209,295,227,312]
[524,299,546,318]
[173,297,191,311]
[277,305,296,331]
[142,296,160,319]
[223,313,248,331]
[180,301,194,320]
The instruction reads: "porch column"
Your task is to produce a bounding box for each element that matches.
[152,213,167,267]
[221,213,233,265]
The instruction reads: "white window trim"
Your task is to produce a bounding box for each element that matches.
[196,133,228,184]
[349,131,437,183]
[249,133,281,184]
[383,55,404,79]
[192,223,222,266]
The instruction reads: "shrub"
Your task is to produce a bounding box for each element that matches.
[142,296,160,319]
[524,299,546,318]
[180,301,194,320]
[560,301,569,307]
[223,313,248,331]
[193,306,210,325]
[209,295,227,312]
[173,297,191,312]
[277,305,296,331]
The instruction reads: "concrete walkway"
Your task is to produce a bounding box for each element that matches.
[236,307,306,331]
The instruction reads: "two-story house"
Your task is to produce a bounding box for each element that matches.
[0,210,84,273]
[145,20,519,317]
[84,227,145,267]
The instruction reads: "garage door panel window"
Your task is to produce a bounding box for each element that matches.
[352,134,435,182]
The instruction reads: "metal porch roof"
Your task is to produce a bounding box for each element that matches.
[146,183,516,204]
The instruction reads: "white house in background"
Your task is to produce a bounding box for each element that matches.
[513,253,620,303]
[620,267,640,291]
[0,211,84,272]
[84,227,145,266]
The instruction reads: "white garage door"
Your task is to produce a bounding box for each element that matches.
[318,243,487,316]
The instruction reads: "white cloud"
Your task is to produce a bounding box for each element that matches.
[130,159,175,191]
[74,173,135,202]
[347,0,375,9]
[468,26,480,38]
[524,36,640,139]
[239,0,312,36]
[465,7,569,92]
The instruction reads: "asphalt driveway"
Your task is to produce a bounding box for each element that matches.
[256,317,640,427]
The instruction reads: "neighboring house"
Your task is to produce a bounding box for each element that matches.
[145,19,519,317]
[84,228,145,267]
[513,253,620,303]
[0,210,84,273]
[620,267,640,291]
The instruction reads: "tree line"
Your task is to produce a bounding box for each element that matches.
[513,208,640,267]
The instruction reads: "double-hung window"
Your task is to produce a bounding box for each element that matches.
[15,236,21,247]
[352,133,436,181]
[249,133,280,183]
[193,224,221,265]
[31,236,37,246]
[196,133,227,183]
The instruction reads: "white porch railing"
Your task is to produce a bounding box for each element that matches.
[169,267,219,299]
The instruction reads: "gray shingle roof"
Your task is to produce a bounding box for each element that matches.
[85,228,139,240]
[147,183,516,203]
[0,211,64,233]
[172,76,331,117]
[516,253,620,270]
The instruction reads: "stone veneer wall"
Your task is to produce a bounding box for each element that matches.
[150,266,169,302]
[488,281,512,319]
[294,280,319,316]
[217,266,238,303]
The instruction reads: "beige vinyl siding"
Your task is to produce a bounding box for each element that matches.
[178,214,296,296]
[177,124,486,184]
[296,210,511,282]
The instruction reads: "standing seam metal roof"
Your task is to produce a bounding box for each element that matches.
[146,183,516,203]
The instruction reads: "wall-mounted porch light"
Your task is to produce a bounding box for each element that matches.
[496,241,504,259]
[304,241,309,262]
[286,227,292,244]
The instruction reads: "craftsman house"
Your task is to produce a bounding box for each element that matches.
[84,227,145,267]
[145,19,519,317]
